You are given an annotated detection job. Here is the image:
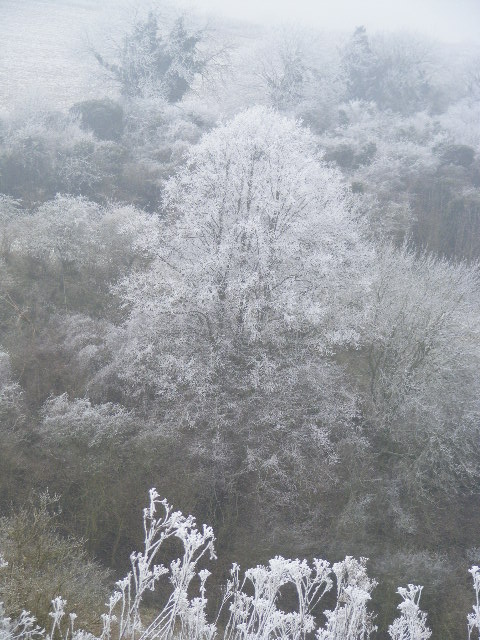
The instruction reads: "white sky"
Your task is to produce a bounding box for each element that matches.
[189,0,480,43]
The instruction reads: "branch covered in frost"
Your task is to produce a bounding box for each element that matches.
[223,556,332,640]
[388,585,431,640]
[0,603,44,640]
[100,488,216,640]
[468,566,480,639]
[317,557,377,640]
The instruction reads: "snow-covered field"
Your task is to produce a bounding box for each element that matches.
[0,0,119,111]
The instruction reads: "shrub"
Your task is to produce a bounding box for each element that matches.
[441,144,475,167]
[0,493,110,632]
[70,100,124,142]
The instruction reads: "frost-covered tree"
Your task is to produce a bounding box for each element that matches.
[0,197,22,258]
[12,196,141,269]
[7,196,151,317]
[107,106,371,539]
[341,29,447,115]
[255,30,310,112]
[94,12,206,102]
[0,350,25,431]
[370,34,440,115]
[0,108,122,203]
[113,111,370,370]
[41,394,137,448]
[252,29,346,130]
[341,27,377,103]
[115,106,370,390]
[361,243,480,497]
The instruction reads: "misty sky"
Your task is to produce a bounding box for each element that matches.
[191,0,480,43]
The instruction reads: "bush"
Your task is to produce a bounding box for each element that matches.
[71,100,124,141]
[0,493,110,633]
[441,144,475,167]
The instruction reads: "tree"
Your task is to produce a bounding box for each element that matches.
[341,27,377,103]
[359,244,480,499]
[71,99,124,141]
[108,106,372,544]
[248,29,346,130]
[0,350,25,432]
[370,34,439,115]
[255,30,308,112]
[0,108,124,204]
[116,106,370,368]
[341,29,443,115]
[94,12,205,102]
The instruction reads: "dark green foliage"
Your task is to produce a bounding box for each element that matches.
[440,144,475,167]
[351,181,365,193]
[324,142,376,170]
[413,166,480,260]
[71,99,124,141]
[324,143,356,169]
[94,13,205,102]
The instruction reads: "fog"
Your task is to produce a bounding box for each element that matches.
[191,0,480,42]
[1,0,478,110]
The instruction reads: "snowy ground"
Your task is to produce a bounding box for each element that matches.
[0,0,120,111]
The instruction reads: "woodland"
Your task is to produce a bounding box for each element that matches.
[0,4,480,638]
